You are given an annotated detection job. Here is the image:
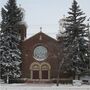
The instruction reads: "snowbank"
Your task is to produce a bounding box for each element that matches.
[0,84,90,90]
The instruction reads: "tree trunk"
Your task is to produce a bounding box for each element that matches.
[77,74,80,80]
[56,75,59,86]
[73,71,75,80]
[6,75,9,84]
[0,64,1,79]
[56,58,65,86]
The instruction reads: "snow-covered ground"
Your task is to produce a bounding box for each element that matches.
[0,83,90,90]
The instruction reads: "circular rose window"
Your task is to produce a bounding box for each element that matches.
[33,46,48,61]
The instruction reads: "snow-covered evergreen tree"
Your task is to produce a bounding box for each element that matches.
[0,0,23,83]
[86,20,90,75]
[62,0,89,79]
[0,25,1,79]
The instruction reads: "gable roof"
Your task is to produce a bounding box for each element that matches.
[23,32,57,43]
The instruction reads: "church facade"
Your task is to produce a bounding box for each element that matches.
[20,26,72,82]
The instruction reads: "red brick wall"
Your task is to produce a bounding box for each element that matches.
[21,32,68,79]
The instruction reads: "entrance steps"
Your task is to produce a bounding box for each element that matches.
[25,79,52,83]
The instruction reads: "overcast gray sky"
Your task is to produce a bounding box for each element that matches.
[0,0,90,38]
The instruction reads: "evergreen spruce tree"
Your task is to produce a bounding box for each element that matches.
[63,0,89,79]
[0,25,1,80]
[87,21,90,75]
[0,0,23,83]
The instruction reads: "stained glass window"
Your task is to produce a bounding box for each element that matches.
[33,46,48,61]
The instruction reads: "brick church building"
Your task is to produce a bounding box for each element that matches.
[19,24,72,82]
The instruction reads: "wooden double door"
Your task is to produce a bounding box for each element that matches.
[30,62,51,80]
[32,70,48,79]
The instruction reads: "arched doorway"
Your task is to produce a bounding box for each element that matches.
[30,62,40,79]
[30,62,51,80]
[41,62,51,79]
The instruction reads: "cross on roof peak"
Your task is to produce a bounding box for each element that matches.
[40,27,42,32]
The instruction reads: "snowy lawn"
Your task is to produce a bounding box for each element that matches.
[0,83,90,90]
